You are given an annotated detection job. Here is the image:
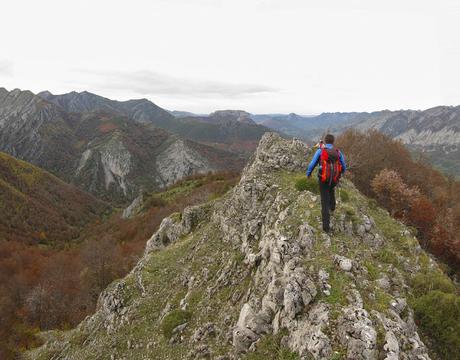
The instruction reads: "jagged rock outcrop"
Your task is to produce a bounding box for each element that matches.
[27,133,439,360]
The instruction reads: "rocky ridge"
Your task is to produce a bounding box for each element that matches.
[27,133,442,359]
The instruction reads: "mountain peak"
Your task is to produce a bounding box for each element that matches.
[37,90,53,97]
[210,110,255,124]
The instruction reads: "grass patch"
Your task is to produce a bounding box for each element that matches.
[295,177,319,194]
[170,212,182,222]
[372,289,391,313]
[330,352,345,360]
[276,171,319,196]
[321,269,351,306]
[368,198,378,210]
[161,309,192,339]
[375,248,398,266]
[364,261,380,281]
[244,330,299,360]
[338,189,350,202]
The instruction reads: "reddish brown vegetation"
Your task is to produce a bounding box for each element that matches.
[0,152,108,245]
[98,122,119,133]
[0,171,239,358]
[337,129,460,269]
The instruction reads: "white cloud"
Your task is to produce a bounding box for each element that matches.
[0,0,459,113]
[72,69,278,97]
[0,60,13,77]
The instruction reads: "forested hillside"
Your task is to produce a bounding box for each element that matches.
[0,151,108,244]
[0,170,238,359]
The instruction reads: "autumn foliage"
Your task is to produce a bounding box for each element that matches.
[337,129,460,269]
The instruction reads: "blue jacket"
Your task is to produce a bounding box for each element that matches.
[306,144,346,177]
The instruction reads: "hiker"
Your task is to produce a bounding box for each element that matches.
[306,134,346,233]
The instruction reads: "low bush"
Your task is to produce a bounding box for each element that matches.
[412,290,460,359]
[339,189,350,202]
[412,271,455,296]
[295,177,319,194]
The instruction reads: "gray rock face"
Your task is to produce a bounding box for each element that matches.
[337,307,377,360]
[122,194,144,219]
[155,139,213,186]
[145,203,211,253]
[0,87,74,168]
[209,110,256,125]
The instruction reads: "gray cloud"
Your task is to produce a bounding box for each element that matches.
[0,60,13,76]
[73,69,278,97]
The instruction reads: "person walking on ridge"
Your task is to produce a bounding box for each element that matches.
[306,134,346,233]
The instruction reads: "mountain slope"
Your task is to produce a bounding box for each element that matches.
[38,91,275,155]
[0,87,79,177]
[27,133,453,359]
[0,151,108,244]
[67,111,244,203]
[0,88,243,203]
[169,110,274,154]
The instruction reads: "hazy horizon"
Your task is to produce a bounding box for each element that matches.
[2,0,460,114]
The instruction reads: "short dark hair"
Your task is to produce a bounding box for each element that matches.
[324,134,335,144]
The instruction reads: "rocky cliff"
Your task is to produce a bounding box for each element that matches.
[28,133,448,359]
[0,88,243,204]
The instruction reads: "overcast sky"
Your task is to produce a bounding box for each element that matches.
[1,0,460,114]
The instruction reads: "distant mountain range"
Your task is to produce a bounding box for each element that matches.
[0,88,260,204]
[39,91,273,156]
[2,85,458,199]
[252,109,460,177]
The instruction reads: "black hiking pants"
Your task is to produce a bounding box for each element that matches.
[319,180,336,232]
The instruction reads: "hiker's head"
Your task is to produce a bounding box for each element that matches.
[324,134,335,144]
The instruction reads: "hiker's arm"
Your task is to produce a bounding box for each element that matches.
[339,151,347,174]
[306,149,321,177]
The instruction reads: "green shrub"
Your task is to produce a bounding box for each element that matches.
[295,177,319,194]
[411,271,455,297]
[339,189,350,202]
[412,291,460,359]
[368,198,378,210]
[142,195,166,210]
[161,309,191,339]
